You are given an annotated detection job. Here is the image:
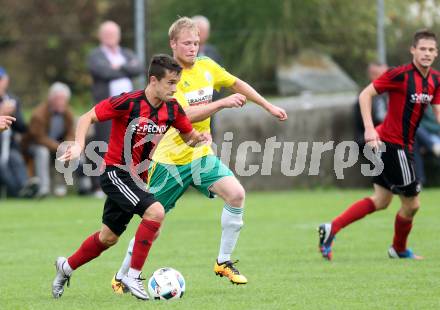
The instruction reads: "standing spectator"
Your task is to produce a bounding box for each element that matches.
[192,15,222,64]
[0,67,39,198]
[22,82,75,197]
[354,62,389,146]
[192,15,223,135]
[87,20,144,196]
[413,104,440,185]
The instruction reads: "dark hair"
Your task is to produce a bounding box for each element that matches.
[413,29,437,47]
[148,54,182,81]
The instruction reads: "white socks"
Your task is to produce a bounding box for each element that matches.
[116,204,244,276]
[62,260,73,276]
[116,237,135,280]
[217,204,244,264]
[127,267,141,278]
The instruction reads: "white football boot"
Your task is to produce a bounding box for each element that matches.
[121,274,149,300]
[52,257,72,298]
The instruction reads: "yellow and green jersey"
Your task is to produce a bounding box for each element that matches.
[152,56,237,165]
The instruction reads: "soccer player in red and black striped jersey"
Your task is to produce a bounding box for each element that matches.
[52,54,210,300]
[319,29,440,260]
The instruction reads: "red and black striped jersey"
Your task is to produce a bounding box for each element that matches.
[373,63,440,150]
[94,90,193,177]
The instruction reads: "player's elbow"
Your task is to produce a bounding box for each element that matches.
[434,111,440,124]
[359,89,371,104]
[78,112,94,127]
[231,78,246,93]
[184,109,207,123]
[185,111,198,122]
[359,84,377,103]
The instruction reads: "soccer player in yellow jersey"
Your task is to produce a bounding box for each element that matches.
[111,17,287,290]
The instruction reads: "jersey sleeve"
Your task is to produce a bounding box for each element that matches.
[172,104,193,134]
[204,57,237,91]
[432,90,440,105]
[372,67,404,94]
[94,94,131,121]
[173,90,189,108]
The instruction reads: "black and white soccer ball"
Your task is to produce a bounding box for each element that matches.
[147,267,185,300]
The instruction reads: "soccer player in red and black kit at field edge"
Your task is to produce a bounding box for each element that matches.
[51,54,210,301]
[319,29,440,260]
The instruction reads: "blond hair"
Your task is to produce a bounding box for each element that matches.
[168,17,199,41]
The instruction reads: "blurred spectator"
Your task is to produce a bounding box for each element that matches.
[354,62,389,146]
[87,20,143,197]
[192,15,223,135]
[192,15,222,64]
[0,115,15,132]
[22,82,75,197]
[0,67,39,198]
[414,104,440,185]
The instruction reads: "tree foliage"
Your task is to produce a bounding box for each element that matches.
[1,0,440,105]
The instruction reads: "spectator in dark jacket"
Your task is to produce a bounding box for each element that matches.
[0,67,39,198]
[192,15,222,64]
[87,20,143,197]
[88,20,143,142]
[192,15,224,135]
[354,62,389,146]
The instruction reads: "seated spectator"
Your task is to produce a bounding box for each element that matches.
[354,62,389,146]
[22,82,75,197]
[0,67,39,198]
[414,104,440,185]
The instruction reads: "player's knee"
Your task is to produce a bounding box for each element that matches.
[143,202,165,223]
[100,234,119,247]
[371,195,392,210]
[403,201,420,217]
[226,186,246,207]
[410,203,420,215]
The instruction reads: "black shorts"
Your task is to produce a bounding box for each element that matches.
[100,166,157,236]
[372,142,421,197]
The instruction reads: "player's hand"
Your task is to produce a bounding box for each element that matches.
[183,131,212,147]
[191,132,212,146]
[57,142,82,162]
[364,127,382,151]
[0,115,16,131]
[221,94,247,108]
[199,132,212,145]
[267,105,288,121]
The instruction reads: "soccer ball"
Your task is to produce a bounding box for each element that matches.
[147,267,185,300]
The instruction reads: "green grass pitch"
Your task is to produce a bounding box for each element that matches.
[1,189,440,309]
